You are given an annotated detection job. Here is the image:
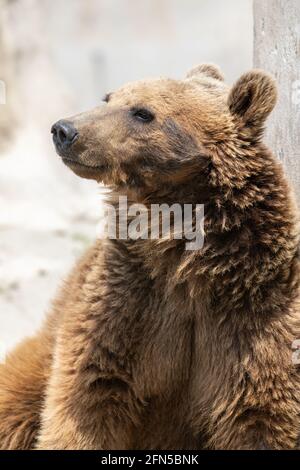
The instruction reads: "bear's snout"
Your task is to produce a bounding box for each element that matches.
[51,120,78,155]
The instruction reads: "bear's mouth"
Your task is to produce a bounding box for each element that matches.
[62,157,107,171]
[52,129,110,181]
[61,157,109,180]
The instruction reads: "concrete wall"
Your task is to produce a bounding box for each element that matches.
[254,0,300,202]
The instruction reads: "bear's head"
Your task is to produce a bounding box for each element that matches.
[51,64,277,197]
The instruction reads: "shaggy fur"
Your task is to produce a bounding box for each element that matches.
[0,64,299,450]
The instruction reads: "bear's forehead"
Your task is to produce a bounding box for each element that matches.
[109,77,228,113]
[112,79,187,104]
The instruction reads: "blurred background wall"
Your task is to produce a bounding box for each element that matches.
[0,0,253,358]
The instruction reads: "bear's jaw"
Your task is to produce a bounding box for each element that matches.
[60,156,109,181]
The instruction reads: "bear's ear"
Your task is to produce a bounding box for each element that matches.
[228,70,277,137]
[186,63,224,82]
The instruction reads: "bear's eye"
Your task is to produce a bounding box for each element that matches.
[132,108,154,123]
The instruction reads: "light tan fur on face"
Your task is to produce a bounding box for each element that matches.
[0,64,299,450]
[62,76,231,192]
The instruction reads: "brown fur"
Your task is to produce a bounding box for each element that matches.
[0,64,300,449]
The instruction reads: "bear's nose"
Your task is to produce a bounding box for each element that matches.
[51,120,78,149]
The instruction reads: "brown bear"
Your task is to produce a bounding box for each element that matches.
[0,64,300,450]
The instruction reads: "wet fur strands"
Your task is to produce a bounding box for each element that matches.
[0,64,300,449]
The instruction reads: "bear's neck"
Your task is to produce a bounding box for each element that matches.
[105,144,299,322]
